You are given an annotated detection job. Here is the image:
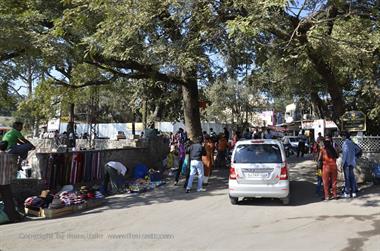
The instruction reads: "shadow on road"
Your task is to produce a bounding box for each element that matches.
[36,154,380,219]
[104,168,229,210]
[235,180,321,207]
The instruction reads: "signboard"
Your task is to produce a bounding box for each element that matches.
[47,118,61,132]
[301,120,315,130]
[341,111,366,132]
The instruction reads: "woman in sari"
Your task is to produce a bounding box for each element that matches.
[202,135,215,186]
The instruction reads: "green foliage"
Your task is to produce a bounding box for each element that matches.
[1,0,380,135]
[204,78,266,124]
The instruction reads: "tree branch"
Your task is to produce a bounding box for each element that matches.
[8,85,25,99]
[0,50,25,62]
[52,78,117,89]
[88,54,188,86]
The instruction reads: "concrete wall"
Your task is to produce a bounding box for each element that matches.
[30,138,142,152]
[10,137,169,205]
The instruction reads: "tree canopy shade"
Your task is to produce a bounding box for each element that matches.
[227,0,380,127]
[1,0,380,135]
[48,0,245,139]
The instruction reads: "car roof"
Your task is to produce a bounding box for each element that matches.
[236,139,281,146]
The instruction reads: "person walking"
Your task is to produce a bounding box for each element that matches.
[202,135,215,186]
[263,128,273,139]
[316,132,324,144]
[186,137,206,193]
[318,140,338,200]
[243,128,251,139]
[215,133,228,169]
[341,131,361,198]
[209,128,217,142]
[231,131,239,149]
[174,139,186,186]
[297,131,307,157]
[223,127,230,141]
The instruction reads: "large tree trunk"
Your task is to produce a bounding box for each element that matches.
[306,46,346,123]
[182,79,202,140]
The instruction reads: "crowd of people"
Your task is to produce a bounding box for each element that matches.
[166,127,233,193]
[166,126,363,200]
[166,126,307,193]
[0,121,365,222]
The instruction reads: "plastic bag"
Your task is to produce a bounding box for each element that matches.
[181,156,189,176]
[133,164,148,179]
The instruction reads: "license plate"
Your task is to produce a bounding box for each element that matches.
[244,172,268,178]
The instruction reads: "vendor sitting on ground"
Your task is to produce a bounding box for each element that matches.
[3,121,35,161]
[103,161,127,195]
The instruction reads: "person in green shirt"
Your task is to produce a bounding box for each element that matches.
[3,121,35,160]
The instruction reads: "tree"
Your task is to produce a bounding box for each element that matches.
[205,78,266,125]
[49,0,246,139]
[3,0,380,136]
[227,0,380,127]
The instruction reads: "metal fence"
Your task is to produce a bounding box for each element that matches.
[333,136,380,153]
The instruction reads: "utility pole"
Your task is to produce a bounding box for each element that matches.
[88,87,99,148]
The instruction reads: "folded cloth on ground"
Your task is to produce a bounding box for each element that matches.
[24,196,45,208]
[49,197,65,209]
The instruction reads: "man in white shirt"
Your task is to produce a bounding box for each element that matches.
[104,161,127,195]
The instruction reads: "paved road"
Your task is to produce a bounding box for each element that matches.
[1,155,380,251]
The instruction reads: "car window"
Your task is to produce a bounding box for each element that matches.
[234,144,282,163]
[289,138,299,142]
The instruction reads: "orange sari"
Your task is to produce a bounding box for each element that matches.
[202,139,215,177]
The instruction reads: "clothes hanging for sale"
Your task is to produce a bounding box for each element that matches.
[41,151,103,189]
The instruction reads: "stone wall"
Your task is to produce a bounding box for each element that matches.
[10,137,169,204]
[30,138,141,152]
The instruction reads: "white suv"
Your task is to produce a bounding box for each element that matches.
[228,139,290,205]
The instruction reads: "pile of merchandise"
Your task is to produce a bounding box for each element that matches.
[24,185,105,212]
[128,169,165,193]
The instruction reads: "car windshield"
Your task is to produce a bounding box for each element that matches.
[289,138,299,142]
[234,144,282,163]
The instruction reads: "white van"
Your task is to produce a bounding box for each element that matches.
[228,139,290,205]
